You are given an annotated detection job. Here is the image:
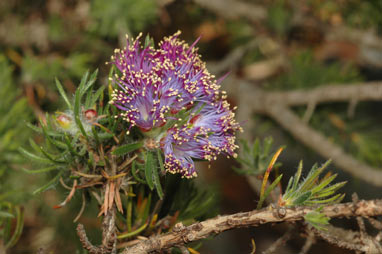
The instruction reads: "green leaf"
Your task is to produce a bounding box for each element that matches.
[263,136,273,156]
[22,165,60,174]
[284,176,294,194]
[240,139,250,154]
[39,119,66,149]
[307,193,345,205]
[78,70,89,93]
[33,171,63,195]
[131,161,146,184]
[299,161,331,193]
[310,174,338,194]
[112,142,143,156]
[152,162,164,199]
[98,132,114,140]
[252,138,260,160]
[28,138,65,164]
[294,191,312,205]
[142,192,152,222]
[257,174,282,209]
[26,123,43,134]
[55,78,72,109]
[84,88,93,109]
[157,149,165,174]
[293,161,303,191]
[91,126,100,147]
[81,69,98,96]
[304,208,330,230]
[90,85,106,108]
[0,211,14,218]
[18,147,51,164]
[144,34,154,48]
[145,152,154,190]
[64,134,80,156]
[314,182,347,198]
[5,206,24,248]
[73,88,88,139]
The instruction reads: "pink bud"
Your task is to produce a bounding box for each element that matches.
[84,109,97,121]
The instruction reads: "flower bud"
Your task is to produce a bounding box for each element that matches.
[56,114,72,129]
[84,109,97,122]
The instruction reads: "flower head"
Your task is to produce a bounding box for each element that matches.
[110,31,241,178]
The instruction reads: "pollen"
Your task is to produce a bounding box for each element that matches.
[109,31,241,178]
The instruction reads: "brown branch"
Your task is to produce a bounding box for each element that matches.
[208,39,259,74]
[224,80,382,186]
[299,230,315,254]
[77,203,117,254]
[102,206,117,253]
[77,224,103,254]
[122,199,382,254]
[266,104,382,186]
[193,0,266,23]
[225,81,382,115]
[311,224,382,253]
[260,82,382,107]
[262,227,294,254]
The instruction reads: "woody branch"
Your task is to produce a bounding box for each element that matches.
[122,199,382,254]
[223,79,382,187]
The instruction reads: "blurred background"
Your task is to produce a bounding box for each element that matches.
[0,0,381,253]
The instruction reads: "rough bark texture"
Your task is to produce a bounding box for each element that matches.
[122,199,382,254]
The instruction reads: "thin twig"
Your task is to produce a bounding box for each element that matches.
[118,154,138,172]
[59,177,72,190]
[299,230,315,254]
[73,191,86,223]
[262,227,294,254]
[366,216,382,230]
[353,193,367,240]
[54,180,77,209]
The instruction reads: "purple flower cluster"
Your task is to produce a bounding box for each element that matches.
[110,31,241,178]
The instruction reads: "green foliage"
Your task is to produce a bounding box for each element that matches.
[281,160,346,229]
[90,0,158,37]
[267,0,292,35]
[308,107,382,168]
[21,70,216,246]
[0,203,24,250]
[257,173,282,209]
[234,137,282,175]
[234,137,346,230]
[344,0,382,29]
[0,55,31,250]
[309,0,382,30]
[21,53,93,83]
[226,20,255,47]
[304,207,330,231]
[281,160,345,207]
[22,70,108,194]
[267,51,361,90]
[130,149,165,200]
[0,55,32,170]
[161,175,219,224]
[112,142,143,156]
